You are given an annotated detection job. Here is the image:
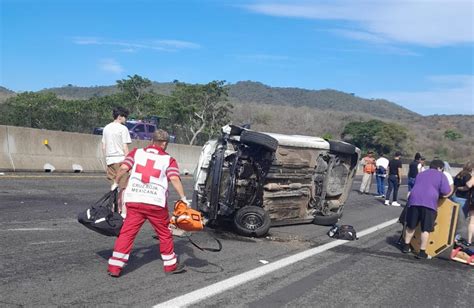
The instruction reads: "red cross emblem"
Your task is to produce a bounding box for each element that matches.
[135,159,162,183]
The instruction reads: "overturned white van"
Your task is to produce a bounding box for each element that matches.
[193,125,360,237]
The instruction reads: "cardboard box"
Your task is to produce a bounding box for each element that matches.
[411,198,459,257]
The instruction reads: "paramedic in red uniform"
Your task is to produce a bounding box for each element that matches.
[107,129,187,277]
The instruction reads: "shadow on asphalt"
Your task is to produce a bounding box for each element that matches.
[386,230,404,247]
[330,241,465,270]
[384,223,458,263]
[95,238,225,276]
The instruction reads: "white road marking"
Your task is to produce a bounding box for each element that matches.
[0,218,76,226]
[0,175,105,179]
[154,218,399,308]
[2,228,56,231]
[29,240,72,245]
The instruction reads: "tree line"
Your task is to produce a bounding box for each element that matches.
[0,74,467,161]
[0,75,232,145]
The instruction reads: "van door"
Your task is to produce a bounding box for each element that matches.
[133,124,146,140]
[146,124,156,140]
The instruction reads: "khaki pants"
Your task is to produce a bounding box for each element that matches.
[360,173,373,193]
[107,163,130,216]
[106,163,130,189]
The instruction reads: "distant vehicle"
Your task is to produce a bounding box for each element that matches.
[125,120,157,140]
[92,127,104,135]
[93,116,175,142]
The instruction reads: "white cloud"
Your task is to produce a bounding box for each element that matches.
[154,40,201,49]
[99,59,124,74]
[325,29,420,55]
[330,29,388,45]
[245,0,474,47]
[73,37,101,45]
[118,48,137,53]
[72,37,200,52]
[365,75,474,115]
[236,54,290,61]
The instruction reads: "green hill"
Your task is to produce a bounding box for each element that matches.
[0,86,16,103]
[1,81,471,162]
[228,81,419,120]
[39,82,175,100]
[37,80,419,120]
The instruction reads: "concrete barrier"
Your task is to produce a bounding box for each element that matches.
[0,125,202,174]
[0,125,14,170]
[0,125,462,177]
[4,126,105,172]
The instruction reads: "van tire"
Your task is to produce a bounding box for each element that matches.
[234,206,271,237]
[328,140,356,155]
[241,130,278,152]
[313,212,341,226]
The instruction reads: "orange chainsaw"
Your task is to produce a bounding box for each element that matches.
[168,200,221,252]
[170,200,204,232]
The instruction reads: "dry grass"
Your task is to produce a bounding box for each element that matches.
[230,102,473,164]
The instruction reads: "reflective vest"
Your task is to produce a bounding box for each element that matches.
[123,148,171,207]
[363,157,376,174]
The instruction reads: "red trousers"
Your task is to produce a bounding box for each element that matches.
[108,202,177,275]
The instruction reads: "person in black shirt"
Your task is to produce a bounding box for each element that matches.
[452,162,473,218]
[452,162,473,245]
[385,151,403,206]
[408,153,424,193]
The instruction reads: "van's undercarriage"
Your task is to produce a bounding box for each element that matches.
[193,125,360,237]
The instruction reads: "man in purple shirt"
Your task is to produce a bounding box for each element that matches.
[402,160,451,259]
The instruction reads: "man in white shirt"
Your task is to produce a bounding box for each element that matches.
[102,107,132,191]
[375,154,389,198]
[440,160,454,195]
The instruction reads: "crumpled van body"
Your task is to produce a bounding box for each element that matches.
[193,125,360,237]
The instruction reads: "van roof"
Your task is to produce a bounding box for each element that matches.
[262,132,330,150]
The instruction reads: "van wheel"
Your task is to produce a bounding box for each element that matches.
[240,130,278,152]
[328,140,356,155]
[233,206,271,237]
[313,212,341,226]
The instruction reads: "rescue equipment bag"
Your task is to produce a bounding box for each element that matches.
[170,200,204,232]
[328,224,358,241]
[77,189,123,237]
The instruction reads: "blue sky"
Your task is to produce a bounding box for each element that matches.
[1,0,473,115]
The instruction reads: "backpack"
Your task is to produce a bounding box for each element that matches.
[363,157,376,174]
[328,224,358,241]
[376,166,386,175]
[77,189,123,237]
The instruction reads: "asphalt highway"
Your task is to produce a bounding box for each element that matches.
[0,173,472,307]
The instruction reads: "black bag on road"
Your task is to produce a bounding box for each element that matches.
[77,189,123,237]
[328,224,358,240]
